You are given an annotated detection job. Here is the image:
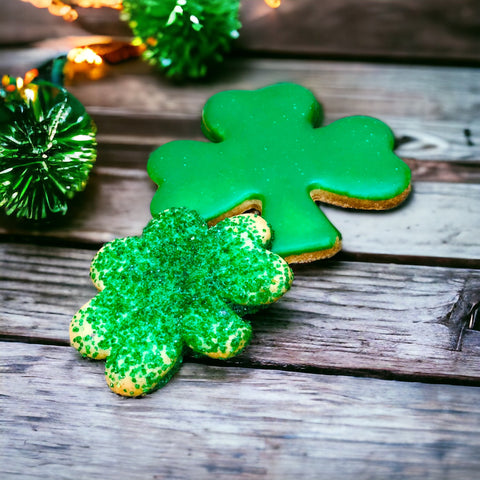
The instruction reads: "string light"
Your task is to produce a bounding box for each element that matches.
[64,46,107,82]
[21,0,122,21]
[22,0,281,22]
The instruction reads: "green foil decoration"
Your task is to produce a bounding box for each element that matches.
[0,79,96,220]
[122,0,241,79]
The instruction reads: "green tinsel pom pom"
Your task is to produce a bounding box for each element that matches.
[0,79,96,221]
[122,0,241,79]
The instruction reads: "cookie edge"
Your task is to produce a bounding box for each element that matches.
[311,183,412,211]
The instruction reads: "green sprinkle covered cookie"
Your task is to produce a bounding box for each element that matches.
[70,207,293,397]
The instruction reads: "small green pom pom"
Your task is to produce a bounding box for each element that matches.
[122,0,241,79]
[0,78,96,220]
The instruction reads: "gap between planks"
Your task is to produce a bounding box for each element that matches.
[1,334,479,388]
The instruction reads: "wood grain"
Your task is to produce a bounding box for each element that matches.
[66,58,480,127]
[1,243,479,383]
[0,0,94,45]
[1,172,479,264]
[322,181,480,263]
[2,0,480,64]
[239,0,480,63]
[91,110,480,166]
[1,2,480,477]
[1,50,479,126]
[2,342,480,480]
[1,48,479,163]
[0,50,478,264]
[3,47,479,162]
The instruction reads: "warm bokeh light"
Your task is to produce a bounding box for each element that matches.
[68,47,104,65]
[71,0,122,6]
[64,45,107,82]
[264,0,281,8]
[1,73,39,102]
[22,0,280,22]
[21,0,122,21]
[24,69,40,85]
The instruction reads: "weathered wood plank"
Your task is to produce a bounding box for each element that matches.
[405,159,480,184]
[1,47,479,162]
[0,0,95,45]
[239,0,480,63]
[3,48,479,162]
[1,243,479,382]
[252,262,480,382]
[0,244,95,342]
[3,0,480,63]
[91,110,480,165]
[1,173,479,264]
[322,181,480,262]
[1,342,480,480]
[66,59,480,130]
[91,114,480,183]
[1,50,479,126]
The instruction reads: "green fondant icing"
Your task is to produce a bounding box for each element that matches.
[70,208,292,396]
[148,82,411,258]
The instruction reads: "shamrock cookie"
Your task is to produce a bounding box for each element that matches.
[148,82,411,263]
[70,208,292,397]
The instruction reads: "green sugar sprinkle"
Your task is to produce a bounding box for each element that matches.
[70,207,293,396]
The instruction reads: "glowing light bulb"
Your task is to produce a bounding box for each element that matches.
[68,47,104,66]
[20,0,122,22]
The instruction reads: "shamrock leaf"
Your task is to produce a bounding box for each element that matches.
[70,208,292,396]
[148,82,411,262]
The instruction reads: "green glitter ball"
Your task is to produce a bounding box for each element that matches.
[122,0,241,79]
[0,79,96,220]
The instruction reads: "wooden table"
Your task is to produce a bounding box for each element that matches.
[1,1,480,478]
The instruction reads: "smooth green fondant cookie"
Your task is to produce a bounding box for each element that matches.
[70,207,292,397]
[148,82,411,263]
